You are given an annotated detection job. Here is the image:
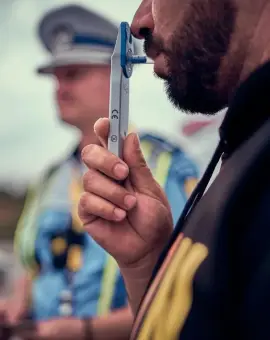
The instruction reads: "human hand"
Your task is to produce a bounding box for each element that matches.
[13,318,83,340]
[0,297,28,325]
[79,117,173,270]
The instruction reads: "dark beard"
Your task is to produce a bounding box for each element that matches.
[165,0,237,114]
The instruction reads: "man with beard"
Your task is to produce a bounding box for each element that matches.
[78,0,270,339]
[0,4,199,340]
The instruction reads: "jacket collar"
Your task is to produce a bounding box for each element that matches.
[220,60,270,159]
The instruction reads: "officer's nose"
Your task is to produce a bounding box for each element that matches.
[131,0,154,39]
[55,77,64,93]
[55,76,70,96]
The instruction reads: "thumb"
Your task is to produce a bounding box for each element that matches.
[123,133,159,194]
[93,118,109,148]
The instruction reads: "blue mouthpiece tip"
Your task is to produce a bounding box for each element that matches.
[129,56,147,64]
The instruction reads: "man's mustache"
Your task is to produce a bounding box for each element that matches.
[143,30,166,58]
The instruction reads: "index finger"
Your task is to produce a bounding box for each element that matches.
[81,145,129,181]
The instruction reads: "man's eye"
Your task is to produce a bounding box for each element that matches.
[66,70,84,80]
[66,71,78,79]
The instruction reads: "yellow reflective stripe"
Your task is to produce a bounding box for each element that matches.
[14,169,57,274]
[14,188,33,265]
[140,140,154,162]
[165,243,208,338]
[137,238,192,340]
[184,177,198,197]
[140,140,172,189]
[70,175,84,233]
[154,151,172,188]
[14,187,41,272]
[138,238,208,340]
[97,255,119,316]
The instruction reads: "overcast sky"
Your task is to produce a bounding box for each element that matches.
[0,0,222,193]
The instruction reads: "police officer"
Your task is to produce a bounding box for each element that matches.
[1,4,198,340]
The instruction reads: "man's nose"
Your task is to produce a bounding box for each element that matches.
[56,82,69,100]
[56,80,64,94]
[131,0,154,39]
[56,77,69,92]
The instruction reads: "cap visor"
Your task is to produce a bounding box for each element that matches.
[36,59,82,74]
[36,55,111,75]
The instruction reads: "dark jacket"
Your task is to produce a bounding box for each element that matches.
[132,61,270,340]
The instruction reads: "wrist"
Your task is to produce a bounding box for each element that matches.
[119,249,162,314]
[62,318,91,340]
[120,245,164,282]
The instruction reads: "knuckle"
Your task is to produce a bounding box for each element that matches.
[99,203,108,217]
[82,170,96,191]
[81,145,91,162]
[129,157,148,171]
[79,192,90,211]
[111,185,123,203]
[81,144,99,163]
[138,158,148,169]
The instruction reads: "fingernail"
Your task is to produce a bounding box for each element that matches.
[93,118,105,131]
[94,118,107,147]
[114,208,126,221]
[114,163,128,178]
[124,195,137,209]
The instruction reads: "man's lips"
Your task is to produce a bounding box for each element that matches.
[151,54,169,79]
[145,49,159,61]
[144,42,164,60]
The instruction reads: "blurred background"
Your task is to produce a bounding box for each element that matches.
[0,0,224,297]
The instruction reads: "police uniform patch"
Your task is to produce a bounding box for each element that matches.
[131,234,208,339]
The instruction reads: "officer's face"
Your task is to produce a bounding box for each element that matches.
[54,65,110,128]
[131,0,238,114]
